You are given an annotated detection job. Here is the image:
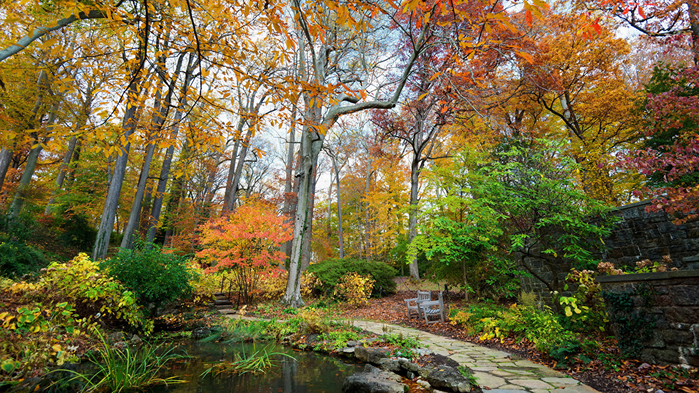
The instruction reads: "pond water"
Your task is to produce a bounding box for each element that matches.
[148,342,364,393]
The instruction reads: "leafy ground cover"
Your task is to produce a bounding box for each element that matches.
[249,290,698,393]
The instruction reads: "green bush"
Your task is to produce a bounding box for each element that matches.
[100,239,198,316]
[0,240,47,277]
[56,211,97,252]
[450,303,574,354]
[306,258,397,297]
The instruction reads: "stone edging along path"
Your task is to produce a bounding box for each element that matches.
[225,313,599,393]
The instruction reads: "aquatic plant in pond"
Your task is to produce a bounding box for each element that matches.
[201,344,294,376]
[55,331,187,392]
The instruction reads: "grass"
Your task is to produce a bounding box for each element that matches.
[53,330,187,392]
[202,344,295,376]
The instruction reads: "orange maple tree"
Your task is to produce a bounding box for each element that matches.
[196,200,293,303]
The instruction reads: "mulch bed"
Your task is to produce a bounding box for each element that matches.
[251,291,699,393]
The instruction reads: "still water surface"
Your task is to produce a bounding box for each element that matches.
[149,342,363,393]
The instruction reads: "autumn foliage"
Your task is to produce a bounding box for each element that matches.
[196,200,293,303]
[626,66,699,223]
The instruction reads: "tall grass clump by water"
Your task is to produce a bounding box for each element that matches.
[55,331,187,392]
[202,344,295,376]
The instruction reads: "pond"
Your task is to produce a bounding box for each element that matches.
[148,342,364,393]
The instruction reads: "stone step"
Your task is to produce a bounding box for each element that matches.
[218,309,238,315]
[214,299,232,305]
[215,304,234,310]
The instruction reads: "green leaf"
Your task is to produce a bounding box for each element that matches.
[1,361,16,373]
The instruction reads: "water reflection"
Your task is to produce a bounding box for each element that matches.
[149,342,363,393]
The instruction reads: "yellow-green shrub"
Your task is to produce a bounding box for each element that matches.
[41,253,152,335]
[334,272,374,307]
[297,308,331,334]
[255,270,322,301]
[257,270,287,300]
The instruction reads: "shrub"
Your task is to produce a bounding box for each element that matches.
[101,239,198,316]
[334,272,374,307]
[306,258,396,297]
[56,211,97,252]
[450,303,574,354]
[258,270,322,300]
[41,253,152,334]
[196,200,293,304]
[0,240,47,277]
[556,269,608,334]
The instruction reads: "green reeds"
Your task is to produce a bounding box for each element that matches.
[55,330,188,392]
[201,344,295,377]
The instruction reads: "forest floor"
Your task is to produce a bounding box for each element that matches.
[250,290,699,393]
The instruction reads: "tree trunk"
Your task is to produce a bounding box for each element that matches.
[282,123,324,307]
[8,69,52,218]
[282,114,297,259]
[8,139,43,219]
[0,148,13,193]
[92,47,146,260]
[120,143,156,249]
[327,176,332,253]
[222,136,242,212]
[407,161,420,279]
[364,157,373,262]
[226,126,254,210]
[331,154,344,259]
[45,136,77,214]
[146,53,197,243]
[301,170,317,270]
[46,86,92,214]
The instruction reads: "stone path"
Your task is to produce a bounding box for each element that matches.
[350,320,599,393]
[226,313,599,393]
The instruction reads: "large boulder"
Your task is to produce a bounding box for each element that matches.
[378,357,410,373]
[355,346,391,364]
[342,364,407,393]
[425,365,471,393]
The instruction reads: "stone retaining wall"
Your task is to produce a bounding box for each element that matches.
[520,200,699,305]
[597,270,699,367]
[598,200,699,269]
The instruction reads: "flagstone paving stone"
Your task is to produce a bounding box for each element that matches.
[349,320,600,393]
[227,315,600,392]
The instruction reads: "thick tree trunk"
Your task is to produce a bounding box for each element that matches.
[0,148,13,193]
[8,140,43,219]
[282,124,324,307]
[120,143,156,249]
[146,53,196,243]
[93,68,145,260]
[8,69,52,218]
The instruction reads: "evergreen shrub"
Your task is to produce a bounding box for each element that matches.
[306,258,396,297]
